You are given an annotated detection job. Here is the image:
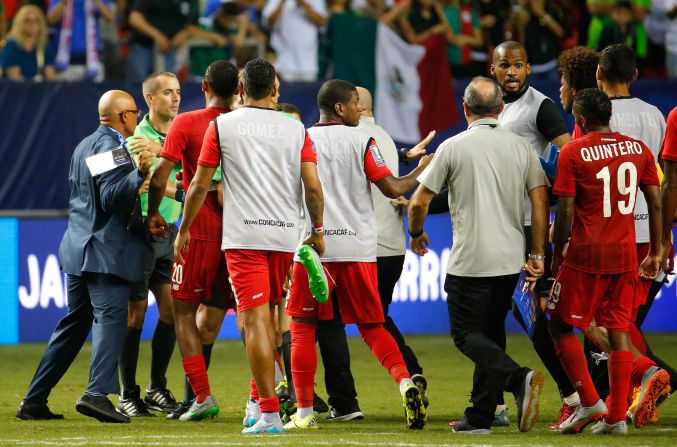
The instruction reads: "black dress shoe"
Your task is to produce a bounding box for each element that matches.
[76,393,130,423]
[16,400,64,420]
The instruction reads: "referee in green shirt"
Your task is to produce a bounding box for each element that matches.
[118,72,183,417]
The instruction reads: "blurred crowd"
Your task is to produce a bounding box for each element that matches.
[1,0,677,83]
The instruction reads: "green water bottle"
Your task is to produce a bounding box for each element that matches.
[297,244,329,303]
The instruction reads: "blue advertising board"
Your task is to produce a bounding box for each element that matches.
[1,216,675,344]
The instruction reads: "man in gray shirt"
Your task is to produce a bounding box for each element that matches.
[408,77,549,434]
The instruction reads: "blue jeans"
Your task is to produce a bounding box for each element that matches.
[126,43,177,84]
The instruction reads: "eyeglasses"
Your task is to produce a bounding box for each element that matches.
[119,109,142,120]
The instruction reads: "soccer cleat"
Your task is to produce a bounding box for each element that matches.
[178,395,219,421]
[283,413,319,430]
[591,419,628,434]
[401,381,426,430]
[242,417,285,434]
[118,386,155,417]
[411,374,429,409]
[450,417,492,434]
[514,369,544,432]
[297,244,328,303]
[313,393,329,413]
[243,399,262,428]
[145,387,179,413]
[559,400,608,434]
[325,406,364,422]
[549,402,576,431]
[166,399,192,420]
[628,366,671,429]
[492,407,510,427]
[275,379,290,403]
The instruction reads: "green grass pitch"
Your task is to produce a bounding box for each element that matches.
[2,334,676,446]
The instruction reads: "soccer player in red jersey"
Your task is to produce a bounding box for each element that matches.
[146,60,240,421]
[661,106,677,275]
[285,80,433,431]
[546,88,662,435]
[178,59,325,434]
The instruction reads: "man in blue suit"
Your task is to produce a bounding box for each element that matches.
[16,90,154,423]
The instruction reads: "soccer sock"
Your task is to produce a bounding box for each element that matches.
[182,355,210,404]
[398,377,414,394]
[184,343,214,402]
[563,392,580,406]
[119,327,142,393]
[554,334,600,407]
[149,320,176,390]
[297,406,313,419]
[250,378,260,401]
[258,396,280,414]
[608,351,633,424]
[357,323,409,383]
[629,325,648,357]
[631,355,656,386]
[281,330,296,399]
[290,321,317,410]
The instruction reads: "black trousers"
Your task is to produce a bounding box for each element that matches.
[586,279,677,399]
[377,255,423,375]
[445,274,527,429]
[317,295,359,412]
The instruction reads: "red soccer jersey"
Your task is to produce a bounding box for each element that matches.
[662,107,677,162]
[554,131,660,274]
[198,122,318,167]
[161,106,229,242]
[572,123,584,141]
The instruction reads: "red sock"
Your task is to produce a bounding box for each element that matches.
[629,325,647,356]
[290,321,317,410]
[249,378,259,401]
[182,355,211,404]
[258,396,280,413]
[608,351,633,423]
[631,356,656,386]
[554,334,600,407]
[357,323,409,383]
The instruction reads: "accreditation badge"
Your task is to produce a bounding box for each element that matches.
[85,146,132,177]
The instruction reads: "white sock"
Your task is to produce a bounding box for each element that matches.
[246,399,260,413]
[563,392,580,407]
[399,377,414,394]
[495,404,507,414]
[261,411,279,424]
[297,406,313,419]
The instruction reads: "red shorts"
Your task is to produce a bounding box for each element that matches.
[286,261,384,324]
[545,264,639,331]
[635,243,651,307]
[225,249,293,312]
[171,238,233,308]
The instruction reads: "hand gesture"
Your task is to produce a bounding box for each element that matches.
[407,130,436,160]
[137,150,154,176]
[525,258,544,288]
[174,229,191,263]
[391,196,409,207]
[129,137,162,156]
[147,212,169,238]
[639,253,660,280]
[410,231,430,256]
[303,232,325,257]
[154,33,171,53]
[418,153,434,169]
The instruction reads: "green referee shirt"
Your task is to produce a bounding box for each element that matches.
[127,114,182,223]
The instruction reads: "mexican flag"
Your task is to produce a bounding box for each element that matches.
[374,24,457,144]
[326,16,458,144]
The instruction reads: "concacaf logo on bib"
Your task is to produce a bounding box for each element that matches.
[369,143,386,167]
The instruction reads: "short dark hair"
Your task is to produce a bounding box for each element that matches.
[279,102,302,119]
[317,79,356,114]
[493,40,526,61]
[559,46,599,91]
[599,44,636,85]
[615,0,633,11]
[463,76,503,115]
[205,60,239,99]
[242,59,277,100]
[573,88,612,127]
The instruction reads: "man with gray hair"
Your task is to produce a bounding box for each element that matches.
[408,77,549,434]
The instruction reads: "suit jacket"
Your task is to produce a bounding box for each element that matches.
[59,125,146,282]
